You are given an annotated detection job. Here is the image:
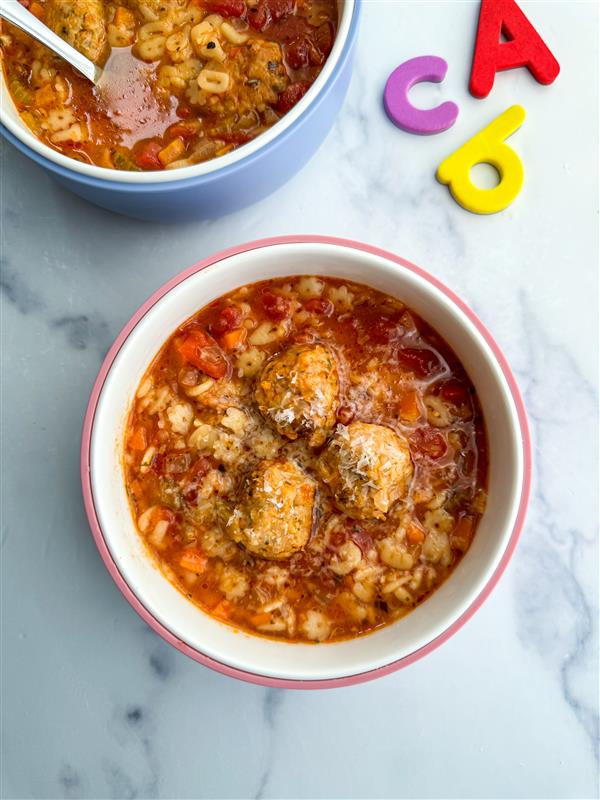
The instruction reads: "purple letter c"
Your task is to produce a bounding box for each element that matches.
[384,55,459,135]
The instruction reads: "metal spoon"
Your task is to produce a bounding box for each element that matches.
[0,0,102,84]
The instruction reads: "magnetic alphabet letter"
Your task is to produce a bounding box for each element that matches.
[436,105,526,214]
[384,55,459,135]
[469,0,560,99]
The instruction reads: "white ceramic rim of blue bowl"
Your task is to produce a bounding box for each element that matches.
[0,0,354,184]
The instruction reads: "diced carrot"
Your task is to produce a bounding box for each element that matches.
[398,389,420,422]
[29,2,44,18]
[129,426,147,451]
[250,612,271,627]
[220,327,247,351]
[114,5,135,27]
[179,549,208,573]
[176,329,230,379]
[213,600,232,619]
[97,147,114,168]
[167,121,201,141]
[34,84,57,108]
[406,522,425,544]
[158,136,185,167]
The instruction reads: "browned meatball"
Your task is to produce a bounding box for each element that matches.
[317,422,414,520]
[44,0,109,64]
[126,0,183,18]
[255,344,339,447]
[226,459,316,560]
[191,39,288,122]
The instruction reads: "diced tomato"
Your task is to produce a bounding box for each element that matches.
[210,305,243,335]
[270,0,295,18]
[248,0,294,30]
[328,528,347,549]
[286,37,309,69]
[167,122,199,141]
[336,405,355,425]
[135,141,162,170]
[261,290,291,320]
[439,378,470,406]
[396,347,443,377]
[293,329,317,344]
[200,0,246,17]
[350,528,373,555]
[410,427,448,460]
[305,297,334,316]
[215,131,254,145]
[175,328,231,380]
[164,451,192,474]
[370,318,404,344]
[248,1,269,29]
[272,14,308,41]
[275,80,311,113]
[184,456,214,501]
[312,22,334,58]
[190,456,213,480]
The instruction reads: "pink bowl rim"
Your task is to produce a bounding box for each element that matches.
[80,234,532,690]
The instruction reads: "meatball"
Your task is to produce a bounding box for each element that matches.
[226,459,316,560]
[317,422,414,520]
[126,0,184,19]
[255,344,339,447]
[44,0,109,64]
[190,40,288,122]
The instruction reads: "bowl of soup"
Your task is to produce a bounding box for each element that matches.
[81,236,531,687]
[0,0,359,221]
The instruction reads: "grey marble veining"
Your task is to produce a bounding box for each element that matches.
[1,1,598,798]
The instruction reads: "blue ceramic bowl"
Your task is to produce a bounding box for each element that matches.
[0,0,359,222]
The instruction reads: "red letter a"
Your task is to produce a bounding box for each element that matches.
[470,0,560,98]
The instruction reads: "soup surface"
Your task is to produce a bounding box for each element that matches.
[124,276,488,643]
[1,0,337,170]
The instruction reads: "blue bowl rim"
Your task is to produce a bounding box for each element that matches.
[0,0,361,194]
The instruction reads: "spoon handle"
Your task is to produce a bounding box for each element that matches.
[0,0,101,84]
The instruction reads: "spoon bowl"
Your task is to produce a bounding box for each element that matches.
[0,0,102,84]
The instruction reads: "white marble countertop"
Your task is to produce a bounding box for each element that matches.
[1,1,598,798]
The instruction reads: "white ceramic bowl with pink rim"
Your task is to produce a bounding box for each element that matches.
[81,236,531,688]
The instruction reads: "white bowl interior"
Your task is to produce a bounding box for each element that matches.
[90,243,523,681]
[0,0,353,184]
